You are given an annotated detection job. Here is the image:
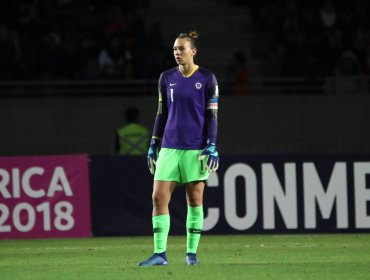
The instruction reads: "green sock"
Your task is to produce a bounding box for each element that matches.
[186,205,204,254]
[152,214,170,254]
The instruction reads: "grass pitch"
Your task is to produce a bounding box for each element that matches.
[0,234,369,280]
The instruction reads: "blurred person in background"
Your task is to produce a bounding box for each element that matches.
[39,32,64,80]
[323,49,367,94]
[225,50,249,95]
[116,107,149,155]
[98,33,133,79]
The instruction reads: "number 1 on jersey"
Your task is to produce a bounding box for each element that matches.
[170,88,174,102]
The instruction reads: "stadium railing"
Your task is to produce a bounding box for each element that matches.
[0,75,369,97]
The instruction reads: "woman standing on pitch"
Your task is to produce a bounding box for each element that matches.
[138,31,220,266]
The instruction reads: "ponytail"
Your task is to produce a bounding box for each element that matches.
[177,31,199,49]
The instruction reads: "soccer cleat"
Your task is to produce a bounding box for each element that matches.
[137,253,168,266]
[185,253,200,266]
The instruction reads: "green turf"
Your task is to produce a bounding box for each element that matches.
[0,234,369,280]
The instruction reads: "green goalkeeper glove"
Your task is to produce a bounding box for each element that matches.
[147,138,160,175]
[198,140,219,172]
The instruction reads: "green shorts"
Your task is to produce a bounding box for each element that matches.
[154,148,209,184]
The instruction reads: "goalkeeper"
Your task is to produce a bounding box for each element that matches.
[138,31,219,267]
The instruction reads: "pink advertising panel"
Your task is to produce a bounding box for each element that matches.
[0,154,92,239]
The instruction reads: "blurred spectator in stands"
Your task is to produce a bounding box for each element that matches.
[39,32,64,79]
[75,5,102,79]
[3,0,369,86]
[336,50,362,76]
[256,1,281,34]
[116,107,149,155]
[103,5,129,38]
[317,28,343,76]
[3,0,147,81]
[135,22,172,79]
[79,32,101,79]
[278,0,308,76]
[124,9,146,50]
[226,50,249,95]
[98,33,133,79]
[18,0,41,27]
[323,50,367,94]
[282,0,299,33]
[101,4,147,79]
[59,33,82,79]
[301,7,320,50]
[319,0,338,31]
[11,28,38,80]
[316,1,345,75]
[281,30,308,76]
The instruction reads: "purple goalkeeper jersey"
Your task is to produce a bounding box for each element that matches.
[152,66,219,150]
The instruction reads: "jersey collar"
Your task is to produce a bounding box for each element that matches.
[179,65,199,78]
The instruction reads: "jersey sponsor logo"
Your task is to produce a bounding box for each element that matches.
[207,103,218,110]
[169,83,177,86]
[207,98,218,110]
[195,82,202,90]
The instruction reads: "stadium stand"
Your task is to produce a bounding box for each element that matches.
[1,0,370,156]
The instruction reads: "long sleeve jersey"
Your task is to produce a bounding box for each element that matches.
[152,66,219,149]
